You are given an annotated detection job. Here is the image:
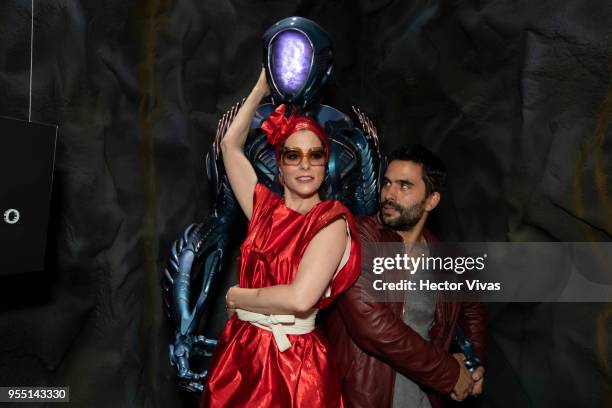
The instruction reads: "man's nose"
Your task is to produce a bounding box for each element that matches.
[382,184,397,201]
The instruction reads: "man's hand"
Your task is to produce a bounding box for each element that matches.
[470,366,485,396]
[450,353,474,401]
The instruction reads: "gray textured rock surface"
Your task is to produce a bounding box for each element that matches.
[0,0,610,406]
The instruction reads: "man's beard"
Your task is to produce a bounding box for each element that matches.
[380,198,426,231]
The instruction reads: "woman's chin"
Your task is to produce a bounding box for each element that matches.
[286,183,321,198]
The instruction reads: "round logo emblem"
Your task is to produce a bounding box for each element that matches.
[3,209,20,224]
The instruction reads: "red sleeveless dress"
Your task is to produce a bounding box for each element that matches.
[200,183,361,408]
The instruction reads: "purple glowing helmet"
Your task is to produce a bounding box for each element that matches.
[270,30,313,94]
[263,17,333,107]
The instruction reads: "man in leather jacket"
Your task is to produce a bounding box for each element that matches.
[324,145,486,408]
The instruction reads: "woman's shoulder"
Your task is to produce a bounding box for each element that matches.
[253,182,282,206]
[311,198,353,218]
[254,182,279,198]
[304,199,357,238]
[249,183,282,227]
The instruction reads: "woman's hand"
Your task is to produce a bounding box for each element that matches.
[226,285,239,319]
[253,68,270,98]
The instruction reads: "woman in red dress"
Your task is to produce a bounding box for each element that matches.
[199,70,361,408]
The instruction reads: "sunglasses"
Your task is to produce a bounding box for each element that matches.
[280,147,327,166]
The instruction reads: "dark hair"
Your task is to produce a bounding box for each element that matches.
[387,144,447,196]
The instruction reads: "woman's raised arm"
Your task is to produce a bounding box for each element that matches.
[220,69,269,219]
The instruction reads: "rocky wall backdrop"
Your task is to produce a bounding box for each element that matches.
[0,0,610,407]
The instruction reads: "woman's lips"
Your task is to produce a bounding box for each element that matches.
[295,176,314,183]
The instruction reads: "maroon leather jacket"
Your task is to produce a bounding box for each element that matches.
[323,215,486,408]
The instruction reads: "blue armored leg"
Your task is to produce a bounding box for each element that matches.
[452,326,482,373]
[162,100,243,392]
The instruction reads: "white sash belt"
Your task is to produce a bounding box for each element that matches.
[235,308,317,352]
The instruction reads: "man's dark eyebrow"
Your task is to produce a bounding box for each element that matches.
[382,177,414,186]
[397,179,414,186]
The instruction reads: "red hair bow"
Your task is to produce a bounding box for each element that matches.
[260,104,330,156]
[260,104,296,147]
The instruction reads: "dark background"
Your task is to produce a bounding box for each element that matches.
[0,0,610,407]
